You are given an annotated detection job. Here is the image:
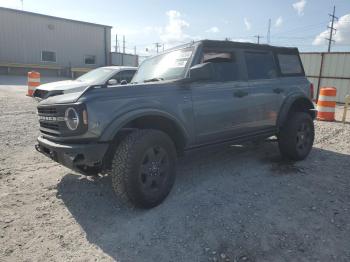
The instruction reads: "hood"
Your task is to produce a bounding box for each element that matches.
[37,80,89,91]
[38,91,84,105]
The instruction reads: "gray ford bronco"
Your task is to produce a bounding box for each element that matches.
[36,40,316,208]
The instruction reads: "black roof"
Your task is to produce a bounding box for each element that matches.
[166,39,299,53]
[0,6,112,28]
[198,39,299,53]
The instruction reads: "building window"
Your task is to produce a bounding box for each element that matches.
[84,55,96,65]
[41,51,56,62]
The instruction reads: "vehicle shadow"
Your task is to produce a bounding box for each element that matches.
[56,142,350,262]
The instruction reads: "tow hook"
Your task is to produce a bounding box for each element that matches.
[35,144,41,153]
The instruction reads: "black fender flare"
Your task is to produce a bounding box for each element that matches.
[277,93,316,128]
[100,109,190,143]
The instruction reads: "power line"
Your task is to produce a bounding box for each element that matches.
[326,5,338,52]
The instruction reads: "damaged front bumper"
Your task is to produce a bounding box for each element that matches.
[35,136,109,174]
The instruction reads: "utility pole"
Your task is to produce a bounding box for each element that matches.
[123,35,126,54]
[254,35,263,44]
[326,5,338,52]
[134,46,136,55]
[115,34,118,52]
[267,18,271,44]
[154,42,162,53]
[21,0,23,10]
[121,35,125,66]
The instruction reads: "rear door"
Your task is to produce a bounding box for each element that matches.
[243,50,282,130]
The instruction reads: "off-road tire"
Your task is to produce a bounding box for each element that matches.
[111,129,177,208]
[278,112,314,161]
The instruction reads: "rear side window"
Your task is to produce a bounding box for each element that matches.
[277,54,303,75]
[245,52,277,80]
[202,51,239,81]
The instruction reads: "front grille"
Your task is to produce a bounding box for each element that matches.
[37,106,61,136]
[38,107,57,115]
[37,104,87,138]
[40,122,59,130]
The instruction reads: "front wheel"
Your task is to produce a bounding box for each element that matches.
[278,112,314,161]
[111,129,177,208]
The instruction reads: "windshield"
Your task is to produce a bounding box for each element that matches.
[76,67,115,83]
[132,47,193,83]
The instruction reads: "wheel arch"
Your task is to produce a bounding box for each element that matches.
[101,110,189,166]
[277,94,316,128]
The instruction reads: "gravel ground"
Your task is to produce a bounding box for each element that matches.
[0,83,350,262]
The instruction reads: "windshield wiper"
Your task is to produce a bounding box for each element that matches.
[143,77,164,83]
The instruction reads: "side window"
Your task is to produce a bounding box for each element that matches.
[121,70,136,82]
[245,52,277,80]
[110,72,120,83]
[277,54,303,75]
[111,70,135,83]
[202,51,239,81]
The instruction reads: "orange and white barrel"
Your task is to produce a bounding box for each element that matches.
[317,87,337,121]
[27,71,40,97]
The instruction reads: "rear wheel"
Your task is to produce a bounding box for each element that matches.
[111,129,177,208]
[278,112,314,161]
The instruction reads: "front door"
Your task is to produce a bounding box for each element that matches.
[191,49,256,144]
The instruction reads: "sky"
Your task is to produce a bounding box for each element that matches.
[1,0,350,55]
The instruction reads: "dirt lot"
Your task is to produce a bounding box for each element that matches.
[1,82,350,262]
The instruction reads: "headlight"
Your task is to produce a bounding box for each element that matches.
[65,107,79,130]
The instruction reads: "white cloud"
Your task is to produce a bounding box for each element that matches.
[0,0,22,9]
[275,16,283,27]
[112,10,198,53]
[160,10,192,45]
[292,0,307,16]
[244,18,251,31]
[206,26,220,33]
[313,13,350,46]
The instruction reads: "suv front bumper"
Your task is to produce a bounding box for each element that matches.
[36,136,109,173]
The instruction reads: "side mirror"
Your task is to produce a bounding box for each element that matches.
[189,62,214,81]
[120,80,128,85]
[107,79,118,85]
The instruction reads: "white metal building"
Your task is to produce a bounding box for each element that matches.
[300,52,350,103]
[111,52,139,67]
[0,7,111,76]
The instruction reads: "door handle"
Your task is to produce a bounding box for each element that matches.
[233,90,248,98]
[273,88,284,94]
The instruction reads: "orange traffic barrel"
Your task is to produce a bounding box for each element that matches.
[27,71,40,96]
[317,87,337,121]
